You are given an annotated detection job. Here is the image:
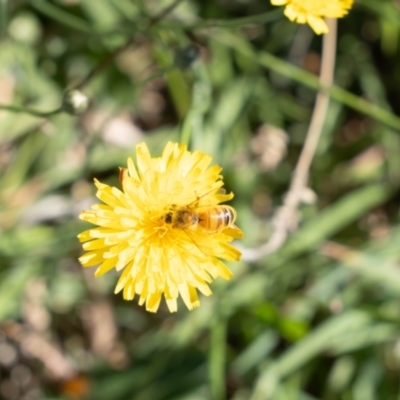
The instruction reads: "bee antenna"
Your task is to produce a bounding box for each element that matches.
[188,186,223,207]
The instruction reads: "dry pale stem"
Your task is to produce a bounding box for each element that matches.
[242,19,337,262]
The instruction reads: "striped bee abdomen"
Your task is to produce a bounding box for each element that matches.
[198,206,236,233]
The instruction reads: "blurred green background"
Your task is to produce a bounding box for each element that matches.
[2,0,400,399]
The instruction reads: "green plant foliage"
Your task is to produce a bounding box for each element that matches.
[1,1,400,399]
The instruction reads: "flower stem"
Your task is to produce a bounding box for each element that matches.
[209,316,227,400]
[242,18,338,262]
[182,9,282,30]
[0,104,62,118]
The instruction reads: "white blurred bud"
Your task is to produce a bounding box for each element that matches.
[62,89,89,115]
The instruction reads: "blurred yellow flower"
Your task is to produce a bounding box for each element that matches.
[271,0,354,34]
[78,142,242,313]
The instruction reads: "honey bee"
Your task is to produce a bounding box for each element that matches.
[164,205,237,233]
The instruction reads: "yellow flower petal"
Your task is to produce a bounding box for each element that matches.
[307,14,329,35]
[271,0,354,34]
[77,142,243,313]
[95,257,118,277]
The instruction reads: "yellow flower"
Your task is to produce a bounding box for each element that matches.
[78,142,242,313]
[271,0,354,34]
